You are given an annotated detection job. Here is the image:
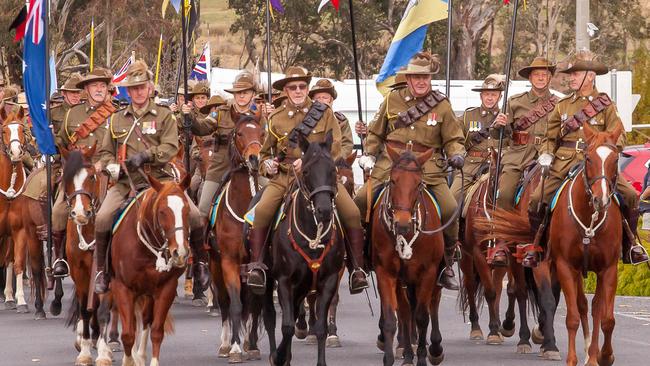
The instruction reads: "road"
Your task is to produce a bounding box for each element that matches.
[1,276,649,366]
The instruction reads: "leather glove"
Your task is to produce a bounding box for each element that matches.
[105,163,120,180]
[470,129,490,145]
[448,154,465,169]
[537,153,553,169]
[358,155,375,171]
[263,159,279,175]
[126,151,151,169]
[25,144,38,156]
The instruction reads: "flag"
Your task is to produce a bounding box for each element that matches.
[269,0,285,14]
[8,5,27,42]
[23,0,56,155]
[162,0,182,17]
[112,55,133,103]
[317,0,339,13]
[375,0,449,95]
[189,43,210,82]
[187,0,198,41]
[49,51,57,97]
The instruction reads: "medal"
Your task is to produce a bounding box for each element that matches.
[427,112,438,126]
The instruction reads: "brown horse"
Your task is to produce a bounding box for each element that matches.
[483,123,624,366]
[208,116,263,362]
[372,142,445,366]
[109,173,192,366]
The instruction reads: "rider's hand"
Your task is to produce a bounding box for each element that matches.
[355,121,368,136]
[492,113,508,128]
[105,163,120,180]
[263,159,279,175]
[169,103,178,113]
[293,159,303,174]
[537,153,553,169]
[358,155,375,172]
[126,151,151,169]
[181,103,193,115]
[263,103,275,117]
[448,154,465,169]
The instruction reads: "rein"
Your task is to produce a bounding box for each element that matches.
[64,163,99,251]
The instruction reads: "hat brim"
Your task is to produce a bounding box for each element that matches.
[560,60,608,76]
[395,70,435,76]
[76,76,113,89]
[518,65,557,79]
[272,96,287,108]
[59,87,83,92]
[200,101,226,114]
[224,86,255,94]
[471,86,505,92]
[308,86,337,100]
[272,75,312,91]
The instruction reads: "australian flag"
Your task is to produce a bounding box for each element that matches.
[112,56,133,103]
[189,43,210,81]
[23,0,56,155]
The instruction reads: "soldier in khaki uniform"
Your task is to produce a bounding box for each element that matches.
[309,79,354,158]
[528,51,649,266]
[246,66,369,294]
[51,73,83,135]
[354,53,465,290]
[93,60,210,293]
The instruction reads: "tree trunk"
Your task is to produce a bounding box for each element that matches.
[451,31,476,79]
[105,0,113,68]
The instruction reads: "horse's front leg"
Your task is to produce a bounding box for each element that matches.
[532,261,561,360]
[555,258,581,366]
[149,279,178,366]
[222,256,245,363]
[272,275,296,366]
[460,250,482,340]
[113,281,137,366]
[428,286,444,365]
[596,264,617,366]
[12,229,28,313]
[3,262,16,309]
[29,234,46,320]
[473,246,501,344]
[511,265,532,354]
[315,273,340,366]
[375,266,398,366]
[326,288,341,347]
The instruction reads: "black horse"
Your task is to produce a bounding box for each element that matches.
[267,130,346,366]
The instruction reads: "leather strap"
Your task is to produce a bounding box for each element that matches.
[393,90,447,130]
[467,150,490,158]
[559,94,612,139]
[559,140,587,151]
[278,101,328,161]
[513,95,559,131]
[70,102,116,144]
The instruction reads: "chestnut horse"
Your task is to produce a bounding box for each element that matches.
[208,116,263,362]
[483,123,624,366]
[109,173,192,366]
[372,142,445,366]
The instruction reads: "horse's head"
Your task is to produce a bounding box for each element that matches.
[148,173,192,268]
[1,107,27,162]
[61,144,98,225]
[582,123,623,212]
[298,130,337,223]
[385,141,434,236]
[232,116,264,172]
[335,151,357,196]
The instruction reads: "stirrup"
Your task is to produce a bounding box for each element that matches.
[52,258,70,278]
[629,244,650,265]
[349,268,369,294]
[247,268,267,292]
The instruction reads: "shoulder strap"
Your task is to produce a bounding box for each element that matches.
[278,101,328,161]
[393,90,446,130]
[513,95,559,131]
[559,94,612,139]
[334,111,347,122]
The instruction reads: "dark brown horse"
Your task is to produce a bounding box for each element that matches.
[208,116,263,362]
[109,173,192,366]
[372,142,445,366]
[483,123,625,366]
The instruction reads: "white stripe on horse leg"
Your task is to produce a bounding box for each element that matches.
[4,263,14,301]
[15,271,26,306]
[230,341,242,355]
[95,336,113,365]
[78,338,93,359]
[218,320,231,357]
[149,357,159,366]
[137,326,149,361]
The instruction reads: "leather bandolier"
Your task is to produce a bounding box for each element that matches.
[69,101,117,145]
[277,101,327,162]
[393,90,447,130]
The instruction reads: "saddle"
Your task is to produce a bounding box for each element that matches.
[111,189,148,234]
[513,161,540,207]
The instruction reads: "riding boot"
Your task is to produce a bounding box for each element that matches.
[93,230,111,294]
[52,230,69,278]
[345,228,369,295]
[522,204,547,268]
[437,236,459,291]
[246,226,269,295]
[189,228,211,291]
[621,206,649,265]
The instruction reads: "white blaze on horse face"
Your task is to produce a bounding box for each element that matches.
[72,169,89,220]
[167,195,187,258]
[7,124,22,159]
[596,146,614,207]
[245,123,257,129]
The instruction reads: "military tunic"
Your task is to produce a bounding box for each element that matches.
[252,97,361,230]
[56,102,110,160]
[334,111,354,158]
[530,88,637,210]
[497,89,555,209]
[50,101,74,136]
[354,87,465,241]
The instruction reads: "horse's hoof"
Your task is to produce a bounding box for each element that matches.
[294,326,308,340]
[395,347,404,359]
[95,357,112,366]
[326,335,341,348]
[246,349,261,360]
[208,307,220,317]
[75,354,93,366]
[427,352,444,365]
[49,301,62,316]
[499,325,515,338]
[305,334,317,345]
[108,341,122,353]
[401,362,414,366]
[597,354,614,366]
[228,352,243,364]
[4,300,16,310]
[542,350,561,361]
[469,329,484,341]
[34,309,46,320]
[486,334,504,345]
[376,338,385,352]
[192,297,207,307]
[531,325,544,345]
[218,345,231,358]
[16,304,29,313]
[517,343,533,354]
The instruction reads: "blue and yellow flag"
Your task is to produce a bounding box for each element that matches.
[376,0,449,95]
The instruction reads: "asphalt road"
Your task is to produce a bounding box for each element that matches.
[1,276,649,366]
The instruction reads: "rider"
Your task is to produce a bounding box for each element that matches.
[51,73,83,135]
[353,52,466,290]
[308,79,354,159]
[528,50,649,266]
[93,60,210,294]
[245,66,369,295]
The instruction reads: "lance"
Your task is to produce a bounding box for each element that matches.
[445,0,453,97]
[347,0,365,153]
[44,0,53,279]
[492,0,520,206]
[181,0,191,171]
[265,1,273,103]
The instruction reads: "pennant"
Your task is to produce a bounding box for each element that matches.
[317,0,339,13]
[189,43,210,82]
[112,55,133,103]
[162,0,182,17]
[8,5,27,42]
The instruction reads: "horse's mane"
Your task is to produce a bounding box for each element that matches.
[390,151,420,169]
[62,150,85,186]
[335,157,351,169]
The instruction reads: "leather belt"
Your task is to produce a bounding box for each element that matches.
[559,140,587,151]
[467,150,490,158]
[385,140,441,154]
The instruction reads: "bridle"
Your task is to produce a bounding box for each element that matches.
[64,164,99,218]
[0,122,26,160]
[0,122,27,200]
[581,143,618,210]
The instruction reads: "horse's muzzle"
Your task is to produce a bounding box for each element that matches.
[247,154,260,172]
[171,249,187,268]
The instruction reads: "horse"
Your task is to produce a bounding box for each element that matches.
[482,123,625,366]
[372,142,445,366]
[109,172,192,366]
[267,130,346,366]
[208,116,263,362]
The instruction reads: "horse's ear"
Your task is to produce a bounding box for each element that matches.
[179,171,191,191]
[16,106,24,121]
[416,148,434,166]
[610,123,624,144]
[345,151,357,167]
[298,133,310,153]
[385,141,401,162]
[582,122,596,143]
[60,144,70,160]
[84,142,97,160]
[0,103,7,123]
[324,130,334,152]
[149,174,164,192]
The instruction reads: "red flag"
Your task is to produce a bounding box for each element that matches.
[8,5,27,42]
[318,0,339,13]
[503,0,510,4]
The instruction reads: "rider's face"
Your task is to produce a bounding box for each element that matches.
[480,90,501,109]
[127,83,152,107]
[285,81,308,105]
[85,81,108,105]
[312,92,333,107]
[529,69,551,90]
[406,74,432,97]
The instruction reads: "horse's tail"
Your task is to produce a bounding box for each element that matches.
[524,268,540,318]
[65,286,79,328]
[474,209,534,244]
[456,265,484,316]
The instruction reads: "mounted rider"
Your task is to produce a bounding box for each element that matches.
[92,60,210,294]
[527,50,649,266]
[308,79,354,159]
[51,73,83,135]
[245,66,369,295]
[354,52,466,290]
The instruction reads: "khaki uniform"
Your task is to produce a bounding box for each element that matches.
[95,100,201,232]
[497,90,554,209]
[354,87,465,241]
[450,105,499,199]
[334,112,354,158]
[530,89,636,210]
[50,102,74,136]
[253,98,361,230]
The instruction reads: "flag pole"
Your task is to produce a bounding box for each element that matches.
[265,0,273,103]
[44,0,53,281]
[492,0,520,205]
[155,30,163,85]
[90,16,94,71]
[181,0,191,171]
[445,0,453,97]
[347,0,365,153]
